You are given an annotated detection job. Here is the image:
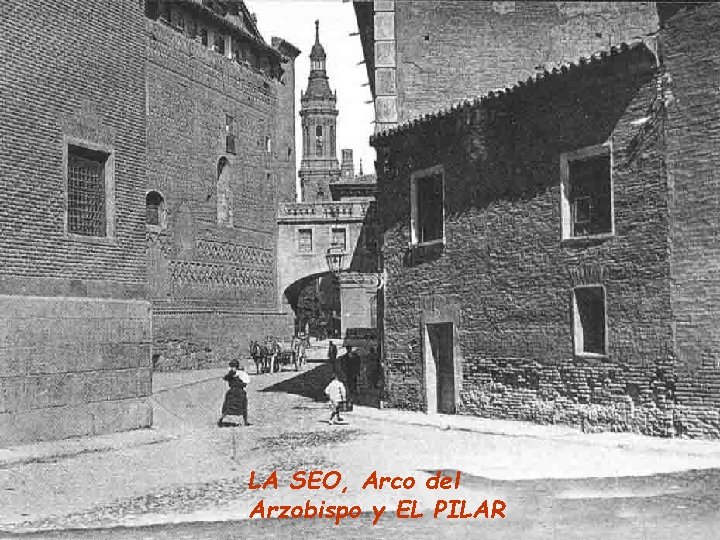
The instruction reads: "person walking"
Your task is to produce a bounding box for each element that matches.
[328,340,339,375]
[324,374,347,425]
[344,347,361,403]
[218,360,250,427]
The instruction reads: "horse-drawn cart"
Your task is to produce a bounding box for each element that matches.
[250,337,304,374]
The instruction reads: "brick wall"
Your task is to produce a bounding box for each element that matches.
[393,1,659,123]
[664,4,720,437]
[145,20,292,367]
[0,0,151,445]
[374,46,686,436]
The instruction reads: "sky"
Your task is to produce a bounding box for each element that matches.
[248,0,376,177]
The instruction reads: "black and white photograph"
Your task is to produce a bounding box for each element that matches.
[1,1,719,538]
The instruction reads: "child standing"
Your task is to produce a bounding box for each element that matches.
[324,374,347,425]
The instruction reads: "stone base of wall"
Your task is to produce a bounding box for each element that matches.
[0,295,153,448]
[152,310,294,371]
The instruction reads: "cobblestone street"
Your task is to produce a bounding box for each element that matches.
[1,364,720,539]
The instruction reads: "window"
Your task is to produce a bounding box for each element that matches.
[331,228,346,251]
[410,166,444,245]
[217,158,233,227]
[200,28,208,46]
[573,286,607,356]
[265,136,272,153]
[315,125,323,156]
[146,191,165,228]
[225,115,236,155]
[214,33,225,55]
[298,229,313,253]
[560,144,613,239]
[66,144,112,237]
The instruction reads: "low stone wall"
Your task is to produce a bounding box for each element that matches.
[0,295,153,447]
[152,310,294,371]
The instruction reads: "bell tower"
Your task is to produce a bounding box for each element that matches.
[298,20,340,202]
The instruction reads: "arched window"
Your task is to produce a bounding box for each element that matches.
[217,158,233,227]
[146,190,166,228]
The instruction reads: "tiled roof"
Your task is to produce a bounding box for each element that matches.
[371,40,655,145]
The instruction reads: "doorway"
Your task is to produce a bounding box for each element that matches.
[424,322,456,414]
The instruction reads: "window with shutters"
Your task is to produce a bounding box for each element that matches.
[66,143,113,238]
[298,229,313,253]
[410,165,444,245]
[560,144,613,240]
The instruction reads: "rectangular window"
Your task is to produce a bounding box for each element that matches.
[214,33,225,55]
[225,115,236,155]
[200,28,208,46]
[67,145,110,237]
[573,286,607,356]
[298,229,313,254]
[316,125,323,137]
[411,166,444,245]
[331,228,347,251]
[561,144,613,239]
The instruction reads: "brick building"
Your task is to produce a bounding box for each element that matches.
[354,1,659,134]
[371,3,720,438]
[143,0,299,370]
[0,0,152,445]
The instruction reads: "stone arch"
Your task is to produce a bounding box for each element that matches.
[217,157,233,227]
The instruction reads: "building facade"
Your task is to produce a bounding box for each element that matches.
[0,0,152,445]
[371,3,720,438]
[144,0,298,370]
[277,22,380,343]
[354,1,659,134]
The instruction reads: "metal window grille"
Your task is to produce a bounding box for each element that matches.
[68,150,106,236]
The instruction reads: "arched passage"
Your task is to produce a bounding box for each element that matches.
[284,272,341,339]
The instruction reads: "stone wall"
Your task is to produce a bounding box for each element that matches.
[152,309,292,371]
[394,1,659,123]
[373,45,686,436]
[0,297,152,447]
[0,0,151,445]
[664,4,720,437]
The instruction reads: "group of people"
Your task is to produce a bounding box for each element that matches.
[216,338,363,428]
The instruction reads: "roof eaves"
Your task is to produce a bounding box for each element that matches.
[370,41,650,146]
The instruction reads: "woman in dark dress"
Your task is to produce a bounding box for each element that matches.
[218,360,250,426]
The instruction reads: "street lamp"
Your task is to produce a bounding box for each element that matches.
[325,244,345,276]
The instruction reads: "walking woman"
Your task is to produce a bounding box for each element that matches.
[218,360,250,427]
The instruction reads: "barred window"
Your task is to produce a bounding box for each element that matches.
[67,145,108,237]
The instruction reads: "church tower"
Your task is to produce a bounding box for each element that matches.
[298,20,340,202]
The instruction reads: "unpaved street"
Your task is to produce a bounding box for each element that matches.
[2,364,720,539]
